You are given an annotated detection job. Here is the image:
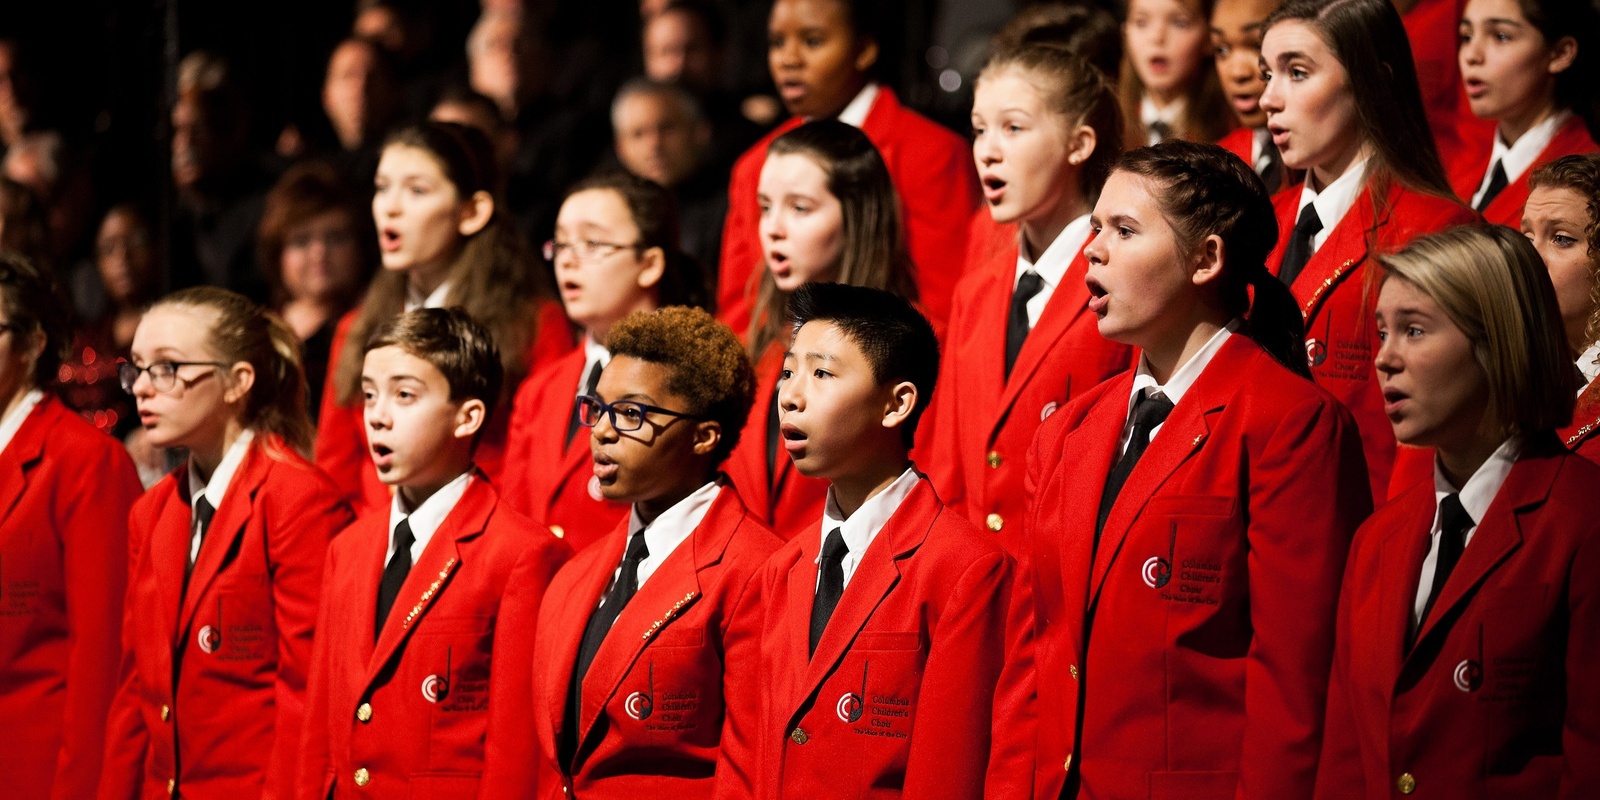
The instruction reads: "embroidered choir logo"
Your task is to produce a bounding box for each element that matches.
[196,625,221,654]
[626,663,655,721]
[1453,659,1482,693]
[421,673,450,703]
[1306,339,1328,368]
[1141,556,1171,589]
[836,661,869,723]
[1040,401,1059,421]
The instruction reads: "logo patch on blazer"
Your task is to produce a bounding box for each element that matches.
[1141,556,1171,589]
[836,692,864,723]
[1040,401,1059,421]
[1306,338,1327,368]
[196,625,221,654]
[1453,659,1482,693]
[626,663,655,720]
[421,673,450,703]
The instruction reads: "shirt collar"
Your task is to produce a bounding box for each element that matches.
[1432,435,1524,526]
[1493,109,1570,186]
[1128,320,1239,415]
[1252,127,1271,168]
[404,280,453,312]
[820,466,919,564]
[629,480,721,585]
[1577,339,1600,396]
[188,428,256,508]
[1139,95,1184,127]
[583,335,611,370]
[0,388,44,458]
[835,83,880,128]
[1016,214,1091,290]
[1297,157,1369,238]
[389,470,474,559]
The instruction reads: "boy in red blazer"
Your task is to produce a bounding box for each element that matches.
[486,306,781,798]
[739,283,1012,799]
[298,308,570,799]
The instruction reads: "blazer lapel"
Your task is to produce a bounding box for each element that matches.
[1411,441,1557,650]
[792,480,936,722]
[366,478,492,678]
[0,398,47,526]
[1378,496,1434,681]
[1290,189,1388,325]
[154,468,193,646]
[994,248,1093,433]
[541,518,628,757]
[178,445,268,636]
[1053,379,1128,636]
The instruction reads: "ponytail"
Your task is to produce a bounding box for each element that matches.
[157,287,315,454]
[1114,141,1309,377]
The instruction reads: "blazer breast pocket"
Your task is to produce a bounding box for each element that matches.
[202,577,275,666]
[1138,496,1241,606]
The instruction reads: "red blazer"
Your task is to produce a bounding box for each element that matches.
[0,395,142,800]
[485,481,781,799]
[1405,0,1495,168]
[748,475,1011,799]
[1217,126,1253,168]
[1315,436,1600,799]
[314,299,575,512]
[1560,382,1600,466]
[1447,114,1598,227]
[1268,181,1476,502]
[501,346,631,553]
[1019,335,1371,800]
[925,229,1132,556]
[100,436,352,800]
[721,345,831,542]
[297,474,570,800]
[716,87,979,336]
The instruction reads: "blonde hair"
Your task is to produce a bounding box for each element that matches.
[154,286,315,453]
[1378,226,1578,438]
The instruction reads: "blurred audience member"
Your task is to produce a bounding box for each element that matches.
[0,39,35,150]
[169,75,273,302]
[257,161,374,418]
[0,176,49,265]
[611,78,725,287]
[323,38,400,155]
[644,1,767,160]
[429,86,517,198]
[3,131,101,318]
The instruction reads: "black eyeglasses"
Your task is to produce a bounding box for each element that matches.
[575,394,706,432]
[118,361,230,393]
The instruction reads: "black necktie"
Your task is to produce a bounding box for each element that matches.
[1259,136,1285,195]
[1419,493,1473,630]
[1476,160,1509,213]
[1279,204,1324,288]
[184,496,215,587]
[1095,391,1176,545]
[1006,271,1045,380]
[1148,120,1172,143]
[572,529,650,685]
[809,528,848,657]
[374,518,415,641]
[566,360,605,447]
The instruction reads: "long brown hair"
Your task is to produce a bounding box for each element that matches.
[1116,0,1234,144]
[333,122,553,405]
[1264,0,1456,205]
[1115,141,1309,377]
[745,120,916,358]
[256,160,376,308]
[156,286,315,453]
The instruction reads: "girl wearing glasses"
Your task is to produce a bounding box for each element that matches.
[502,171,705,554]
[315,121,572,512]
[101,287,354,798]
[0,254,142,799]
[721,119,917,543]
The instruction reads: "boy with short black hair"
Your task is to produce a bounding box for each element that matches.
[297,308,570,799]
[734,283,1012,799]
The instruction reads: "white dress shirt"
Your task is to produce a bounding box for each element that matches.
[1015,214,1092,329]
[619,480,722,590]
[1412,437,1523,626]
[1120,321,1239,456]
[1139,95,1186,146]
[818,467,920,591]
[387,470,474,566]
[1251,127,1271,173]
[0,388,43,458]
[1472,110,1570,209]
[404,280,453,312]
[578,335,612,400]
[1296,157,1369,254]
[186,429,256,566]
[835,83,880,128]
[1577,340,1600,397]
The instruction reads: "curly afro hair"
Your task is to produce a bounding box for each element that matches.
[605,305,755,465]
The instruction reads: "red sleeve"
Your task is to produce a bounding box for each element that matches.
[97,496,155,800]
[499,377,544,518]
[900,549,1010,799]
[922,280,970,516]
[482,537,569,800]
[1559,511,1600,799]
[1313,532,1369,799]
[984,551,1037,799]
[711,565,767,800]
[716,147,764,337]
[295,542,339,800]
[314,318,370,508]
[898,132,980,332]
[53,441,143,800]
[265,482,354,800]
[1240,395,1371,798]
